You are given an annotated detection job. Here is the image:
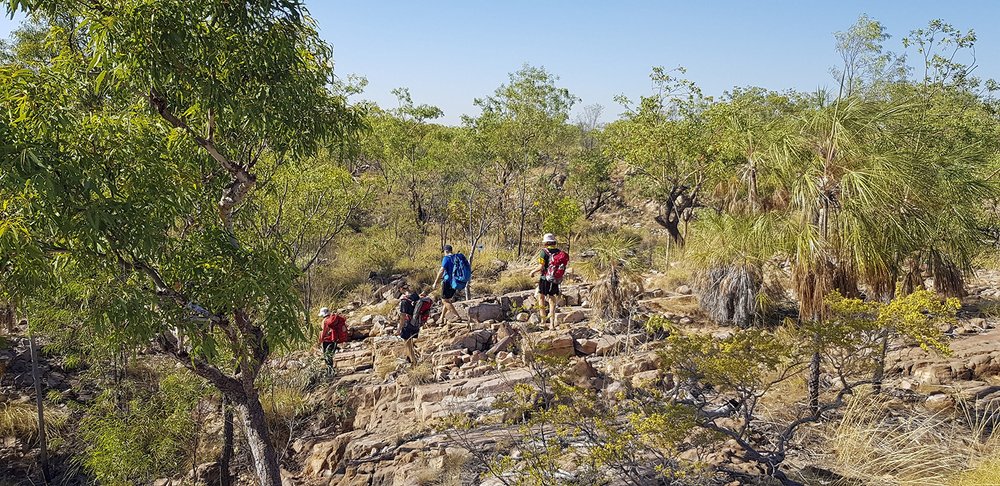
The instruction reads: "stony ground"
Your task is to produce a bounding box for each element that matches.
[272,272,1000,486]
[6,269,1000,485]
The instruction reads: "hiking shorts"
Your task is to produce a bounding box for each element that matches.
[441,281,458,301]
[400,324,420,340]
[538,278,560,296]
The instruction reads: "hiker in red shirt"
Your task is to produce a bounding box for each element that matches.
[318,307,348,376]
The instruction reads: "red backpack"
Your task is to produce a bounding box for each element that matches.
[543,249,569,283]
[324,314,348,343]
[409,298,433,329]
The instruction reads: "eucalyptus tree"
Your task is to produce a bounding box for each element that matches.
[360,88,446,235]
[566,104,616,220]
[603,67,719,246]
[463,64,578,255]
[0,2,362,485]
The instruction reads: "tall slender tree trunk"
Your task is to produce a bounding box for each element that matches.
[808,349,821,415]
[516,172,527,257]
[234,390,281,486]
[1,304,13,334]
[28,324,51,483]
[218,396,235,486]
[873,334,889,395]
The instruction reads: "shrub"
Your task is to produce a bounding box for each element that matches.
[79,370,209,485]
[580,231,646,319]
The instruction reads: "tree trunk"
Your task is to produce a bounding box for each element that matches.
[516,172,527,257]
[872,331,889,395]
[653,190,693,247]
[218,396,235,486]
[1,305,13,334]
[653,211,684,246]
[234,391,281,486]
[28,329,51,483]
[808,350,821,415]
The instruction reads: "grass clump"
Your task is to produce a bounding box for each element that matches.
[831,394,1000,485]
[0,401,70,443]
[954,458,1000,485]
[492,272,535,295]
[401,362,435,386]
[415,451,469,485]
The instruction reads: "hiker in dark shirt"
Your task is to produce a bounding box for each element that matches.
[399,285,433,367]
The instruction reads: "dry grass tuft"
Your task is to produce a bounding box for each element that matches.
[414,451,469,486]
[830,393,1000,485]
[0,401,70,443]
[493,272,536,295]
[263,385,308,424]
[402,362,435,386]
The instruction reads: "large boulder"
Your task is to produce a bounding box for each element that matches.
[574,339,598,355]
[558,309,588,325]
[486,334,516,357]
[449,329,494,353]
[303,429,368,476]
[456,298,507,323]
[333,348,375,373]
[562,286,582,306]
[567,358,599,388]
[531,331,576,359]
[500,290,536,314]
[594,333,648,356]
[924,393,955,413]
[469,301,505,322]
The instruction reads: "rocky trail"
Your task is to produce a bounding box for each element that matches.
[263,271,1000,486]
[7,271,1000,486]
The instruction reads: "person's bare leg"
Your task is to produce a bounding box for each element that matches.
[536,292,547,323]
[444,301,460,322]
[405,339,418,367]
[549,297,558,330]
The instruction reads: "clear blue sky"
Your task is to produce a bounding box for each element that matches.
[4,1,1000,124]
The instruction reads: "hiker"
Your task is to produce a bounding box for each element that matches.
[431,245,471,323]
[530,233,569,330]
[399,285,434,367]
[318,307,348,376]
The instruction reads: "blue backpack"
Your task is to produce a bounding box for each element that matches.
[450,253,471,290]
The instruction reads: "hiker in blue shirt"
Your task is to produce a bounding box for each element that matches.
[431,245,469,324]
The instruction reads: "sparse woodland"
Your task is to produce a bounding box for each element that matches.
[3,2,1000,486]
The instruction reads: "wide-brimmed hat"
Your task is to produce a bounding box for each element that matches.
[318,307,331,317]
[542,233,557,244]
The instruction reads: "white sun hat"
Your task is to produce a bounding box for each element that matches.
[542,233,557,244]
[318,307,331,317]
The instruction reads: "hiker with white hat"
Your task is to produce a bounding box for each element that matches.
[318,307,348,376]
[529,233,569,330]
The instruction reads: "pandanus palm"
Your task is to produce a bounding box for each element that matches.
[580,232,645,321]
